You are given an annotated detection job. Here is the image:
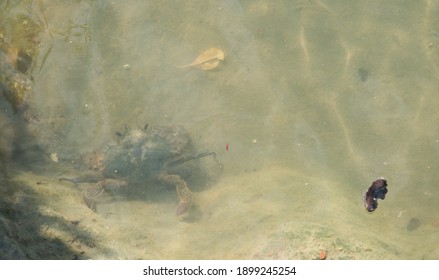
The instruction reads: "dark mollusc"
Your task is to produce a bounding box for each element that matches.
[364,178,388,212]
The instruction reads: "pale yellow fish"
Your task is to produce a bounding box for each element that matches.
[177,48,224,70]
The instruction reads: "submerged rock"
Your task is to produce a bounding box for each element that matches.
[0,48,33,113]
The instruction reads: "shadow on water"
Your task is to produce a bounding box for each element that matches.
[0,1,109,260]
[0,175,96,259]
[0,115,107,259]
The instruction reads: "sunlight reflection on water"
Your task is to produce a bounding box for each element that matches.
[1,0,439,259]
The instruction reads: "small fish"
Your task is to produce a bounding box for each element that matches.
[177,48,224,70]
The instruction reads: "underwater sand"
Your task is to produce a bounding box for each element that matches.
[1,0,439,259]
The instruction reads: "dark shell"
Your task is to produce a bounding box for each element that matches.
[364,178,388,212]
[101,125,190,182]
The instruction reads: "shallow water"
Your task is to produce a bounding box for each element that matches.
[1,0,439,259]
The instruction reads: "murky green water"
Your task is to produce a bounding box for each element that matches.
[1,0,439,259]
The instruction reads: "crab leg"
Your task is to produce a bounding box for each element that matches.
[83,183,106,211]
[168,151,216,167]
[176,180,192,216]
[159,173,192,216]
[60,177,127,211]
[59,175,105,185]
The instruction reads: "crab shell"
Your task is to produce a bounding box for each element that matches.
[101,125,190,182]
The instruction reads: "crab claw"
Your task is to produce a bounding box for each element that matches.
[83,183,105,211]
[159,172,193,216]
[176,200,192,216]
[176,182,192,216]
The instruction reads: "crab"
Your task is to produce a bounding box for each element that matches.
[60,125,215,216]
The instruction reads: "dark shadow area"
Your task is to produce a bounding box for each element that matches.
[0,106,111,259]
[0,89,109,259]
[0,3,108,259]
[0,171,96,259]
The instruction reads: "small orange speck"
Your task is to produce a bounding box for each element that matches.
[319,251,326,260]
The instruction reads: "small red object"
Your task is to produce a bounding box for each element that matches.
[226,143,229,151]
